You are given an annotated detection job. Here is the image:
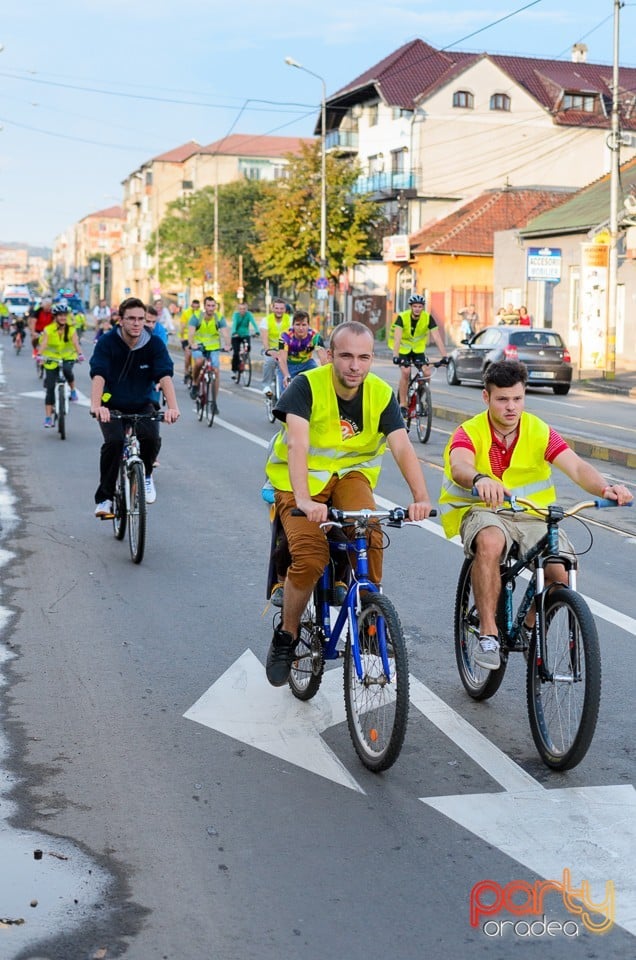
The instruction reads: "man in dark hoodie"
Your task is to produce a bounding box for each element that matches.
[90,297,180,518]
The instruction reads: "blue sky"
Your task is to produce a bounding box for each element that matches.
[0,0,631,247]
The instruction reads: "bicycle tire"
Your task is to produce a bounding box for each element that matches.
[526,588,601,770]
[344,592,409,772]
[57,384,66,440]
[415,382,432,444]
[127,461,146,564]
[266,395,275,423]
[243,352,252,387]
[288,590,325,701]
[196,381,204,421]
[112,467,126,540]
[454,559,507,700]
[206,374,215,427]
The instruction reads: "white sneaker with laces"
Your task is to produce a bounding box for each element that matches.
[475,635,501,671]
[145,476,157,504]
[262,385,273,397]
[95,500,113,519]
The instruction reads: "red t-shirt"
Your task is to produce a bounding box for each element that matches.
[450,417,568,478]
[34,309,53,333]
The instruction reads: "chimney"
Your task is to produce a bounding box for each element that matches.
[571,43,588,63]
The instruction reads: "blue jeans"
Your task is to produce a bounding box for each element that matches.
[277,357,317,393]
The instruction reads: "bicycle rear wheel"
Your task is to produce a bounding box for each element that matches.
[112,468,126,540]
[206,374,215,426]
[454,559,507,699]
[415,382,432,444]
[243,351,252,387]
[57,384,66,440]
[344,592,409,772]
[288,591,325,701]
[196,381,204,421]
[127,462,146,564]
[526,588,601,770]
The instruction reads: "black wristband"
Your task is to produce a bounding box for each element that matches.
[472,473,488,487]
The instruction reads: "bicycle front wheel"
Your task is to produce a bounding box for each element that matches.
[127,462,146,564]
[206,375,215,427]
[112,468,126,540]
[454,559,507,699]
[415,382,432,444]
[288,591,325,701]
[242,352,252,387]
[266,395,275,423]
[57,384,66,440]
[526,588,601,770]
[344,592,409,772]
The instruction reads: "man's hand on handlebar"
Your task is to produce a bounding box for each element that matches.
[91,405,112,423]
[294,497,328,524]
[473,475,508,508]
[408,500,435,521]
[163,408,180,424]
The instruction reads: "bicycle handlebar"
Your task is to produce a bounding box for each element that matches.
[291,505,437,521]
[395,356,448,368]
[470,491,632,515]
[90,410,165,422]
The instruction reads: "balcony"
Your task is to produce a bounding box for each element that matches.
[352,172,416,195]
[325,130,358,153]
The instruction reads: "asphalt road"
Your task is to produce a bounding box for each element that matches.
[0,340,635,959]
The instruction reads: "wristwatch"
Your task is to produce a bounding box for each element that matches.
[472,473,489,487]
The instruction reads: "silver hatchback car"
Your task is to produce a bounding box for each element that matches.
[447,326,573,395]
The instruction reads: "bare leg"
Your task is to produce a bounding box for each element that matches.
[471,527,506,636]
[282,579,314,638]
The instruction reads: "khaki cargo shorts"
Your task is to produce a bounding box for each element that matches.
[460,508,575,562]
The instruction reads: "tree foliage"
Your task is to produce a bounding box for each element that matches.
[251,143,380,291]
[149,178,274,300]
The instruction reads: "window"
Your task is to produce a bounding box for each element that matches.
[368,154,383,175]
[392,106,413,120]
[391,149,406,175]
[145,171,153,187]
[562,92,596,112]
[453,90,474,109]
[368,103,379,126]
[490,93,511,112]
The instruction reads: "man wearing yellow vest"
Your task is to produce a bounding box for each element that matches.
[264,320,436,686]
[439,360,632,671]
[188,296,230,410]
[259,297,291,396]
[391,294,448,417]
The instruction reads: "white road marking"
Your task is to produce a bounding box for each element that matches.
[20,389,91,407]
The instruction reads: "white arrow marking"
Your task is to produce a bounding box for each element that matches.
[20,389,91,407]
[184,648,364,793]
[409,676,636,937]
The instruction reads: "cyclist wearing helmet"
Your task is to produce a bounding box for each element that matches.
[29,296,54,355]
[39,303,83,428]
[391,294,448,417]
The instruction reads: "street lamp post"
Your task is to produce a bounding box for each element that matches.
[285,57,327,295]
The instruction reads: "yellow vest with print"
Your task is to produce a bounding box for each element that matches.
[266,364,393,495]
[42,321,78,368]
[181,307,201,338]
[193,313,222,351]
[389,309,432,353]
[265,312,291,348]
[438,410,556,538]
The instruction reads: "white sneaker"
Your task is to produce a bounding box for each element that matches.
[475,635,501,671]
[262,385,273,397]
[145,476,157,504]
[95,500,113,519]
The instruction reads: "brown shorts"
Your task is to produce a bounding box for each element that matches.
[275,471,383,591]
[460,508,575,562]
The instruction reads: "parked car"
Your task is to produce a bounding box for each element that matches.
[447,326,573,395]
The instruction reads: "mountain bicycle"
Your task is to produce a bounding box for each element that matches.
[399,356,447,444]
[193,350,217,427]
[281,505,435,772]
[454,495,630,770]
[235,337,252,387]
[42,358,73,440]
[109,411,164,564]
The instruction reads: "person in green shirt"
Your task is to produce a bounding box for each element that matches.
[230,302,259,380]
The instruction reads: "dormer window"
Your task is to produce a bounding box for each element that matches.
[490,93,511,112]
[453,90,474,109]
[562,92,597,112]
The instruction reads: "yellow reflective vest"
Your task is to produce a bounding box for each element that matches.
[439,410,557,538]
[41,321,79,368]
[266,364,393,495]
[264,312,291,348]
[390,309,433,354]
[192,313,222,351]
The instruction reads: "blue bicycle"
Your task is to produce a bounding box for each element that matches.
[285,505,429,772]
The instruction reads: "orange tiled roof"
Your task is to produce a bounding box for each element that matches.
[410,188,574,256]
[152,140,202,163]
[81,205,125,221]
[201,133,314,157]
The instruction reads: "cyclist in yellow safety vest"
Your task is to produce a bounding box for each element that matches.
[391,294,448,417]
[259,297,291,396]
[263,320,436,687]
[71,308,87,341]
[188,296,230,412]
[39,302,83,428]
[439,359,632,672]
[179,299,201,383]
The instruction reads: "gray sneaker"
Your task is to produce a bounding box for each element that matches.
[475,635,501,671]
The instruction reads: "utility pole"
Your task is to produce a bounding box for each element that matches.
[606,0,623,379]
[213,176,219,300]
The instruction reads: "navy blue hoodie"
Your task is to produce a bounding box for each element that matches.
[90,327,173,412]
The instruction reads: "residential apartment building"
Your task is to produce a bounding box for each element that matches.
[52,206,124,305]
[118,134,313,303]
[0,246,49,290]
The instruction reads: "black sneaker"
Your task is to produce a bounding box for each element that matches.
[266,626,295,686]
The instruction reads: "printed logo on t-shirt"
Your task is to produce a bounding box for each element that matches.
[340,416,360,439]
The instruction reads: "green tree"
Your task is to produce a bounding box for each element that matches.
[251,143,380,291]
[149,178,274,300]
